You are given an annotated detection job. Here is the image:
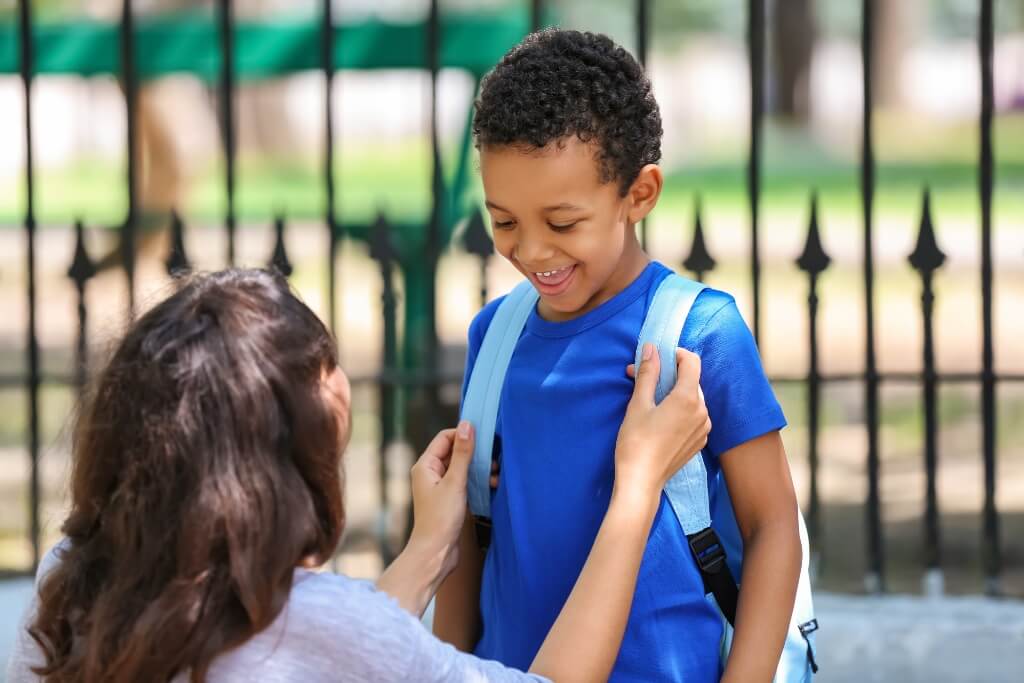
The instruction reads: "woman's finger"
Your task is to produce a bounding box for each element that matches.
[423,428,457,458]
[667,349,702,402]
[413,429,457,480]
[627,349,686,380]
[443,421,475,488]
[628,343,660,410]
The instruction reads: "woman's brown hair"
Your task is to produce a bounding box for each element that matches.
[29,269,345,682]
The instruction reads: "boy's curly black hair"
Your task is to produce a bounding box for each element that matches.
[473,29,662,196]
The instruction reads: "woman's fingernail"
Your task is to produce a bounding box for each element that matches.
[642,343,653,361]
[457,420,471,440]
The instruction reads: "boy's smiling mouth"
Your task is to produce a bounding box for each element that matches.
[529,264,577,296]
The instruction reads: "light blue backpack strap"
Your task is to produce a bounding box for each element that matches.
[638,274,818,681]
[634,274,709,534]
[462,281,539,519]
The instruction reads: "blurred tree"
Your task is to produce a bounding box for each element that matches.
[873,0,923,108]
[772,0,816,121]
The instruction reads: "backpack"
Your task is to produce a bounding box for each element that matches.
[461,273,819,682]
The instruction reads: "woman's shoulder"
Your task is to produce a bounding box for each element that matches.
[35,538,70,586]
[289,569,394,614]
[285,569,418,636]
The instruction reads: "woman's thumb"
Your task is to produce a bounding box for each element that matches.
[630,343,660,408]
[445,420,475,486]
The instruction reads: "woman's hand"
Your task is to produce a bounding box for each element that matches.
[615,343,710,501]
[378,422,476,616]
[408,422,475,581]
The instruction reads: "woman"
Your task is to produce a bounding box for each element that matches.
[7,268,710,682]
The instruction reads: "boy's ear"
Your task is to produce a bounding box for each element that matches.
[625,164,664,224]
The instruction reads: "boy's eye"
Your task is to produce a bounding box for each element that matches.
[548,222,578,232]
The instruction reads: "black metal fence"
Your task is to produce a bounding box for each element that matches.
[5,0,1020,595]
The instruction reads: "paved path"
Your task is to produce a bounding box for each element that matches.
[813,593,1024,682]
[2,581,1022,682]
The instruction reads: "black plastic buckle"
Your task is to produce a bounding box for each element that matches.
[798,619,820,673]
[473,515,492,551]
[798,619,819,637]
[687,528,728,574]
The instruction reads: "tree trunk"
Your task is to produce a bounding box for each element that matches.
[772,0,816,121]
[873,0,924,108]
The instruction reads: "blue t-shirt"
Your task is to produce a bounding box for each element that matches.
[461,261,786,682]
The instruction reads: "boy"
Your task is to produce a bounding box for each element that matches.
[435,30,801,682]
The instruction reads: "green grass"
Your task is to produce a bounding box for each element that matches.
[3,116,1022,230]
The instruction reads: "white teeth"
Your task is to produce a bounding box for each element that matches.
[536,266,568,277]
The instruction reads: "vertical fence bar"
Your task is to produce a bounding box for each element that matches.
[218,0,237,265]
[636,0,650,251]
[371,214,398,563]
[323,0,339,333]
[531,0,543,33]
[861,0,884,592]
[747,0,765,346]
[269,216,293,277]
[425,0,442,409]
[978,0,1000,595]
[17,0,41,570]
[464,208,493,308]
[165,210,191,278]
[120,0,138,315]
[68,220,96,392]
[796,193,831,569]
[909,189,946,596]
[683,197,716,282]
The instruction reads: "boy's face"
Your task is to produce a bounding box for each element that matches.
[480,137,658,321]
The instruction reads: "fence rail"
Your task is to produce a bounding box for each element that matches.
[4,0,1019,595]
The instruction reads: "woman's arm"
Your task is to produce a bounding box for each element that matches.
[527,484,658,679]
[376,535,450,618]
[528,345,709,681]
[718,431,802,683]
[376,427,467,617]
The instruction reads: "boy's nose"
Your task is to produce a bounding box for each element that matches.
[513,236,557,268]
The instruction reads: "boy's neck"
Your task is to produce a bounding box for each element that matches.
[538,231,650,322]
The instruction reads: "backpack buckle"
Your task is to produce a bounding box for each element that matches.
[798,619,819,637]
[687,527,728,574]
[798,619,820,673]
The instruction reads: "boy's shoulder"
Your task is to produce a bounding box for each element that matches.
[646,268,754,355]
[649,266,740,342]
[467,294,508,349]
[682,286,751,352]
[688,286,735,321]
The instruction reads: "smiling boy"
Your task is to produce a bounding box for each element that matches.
[435,30,802,682]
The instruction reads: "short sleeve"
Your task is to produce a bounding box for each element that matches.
[682,294,786,460]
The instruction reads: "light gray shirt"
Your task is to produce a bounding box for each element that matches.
[6,545,549,683]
